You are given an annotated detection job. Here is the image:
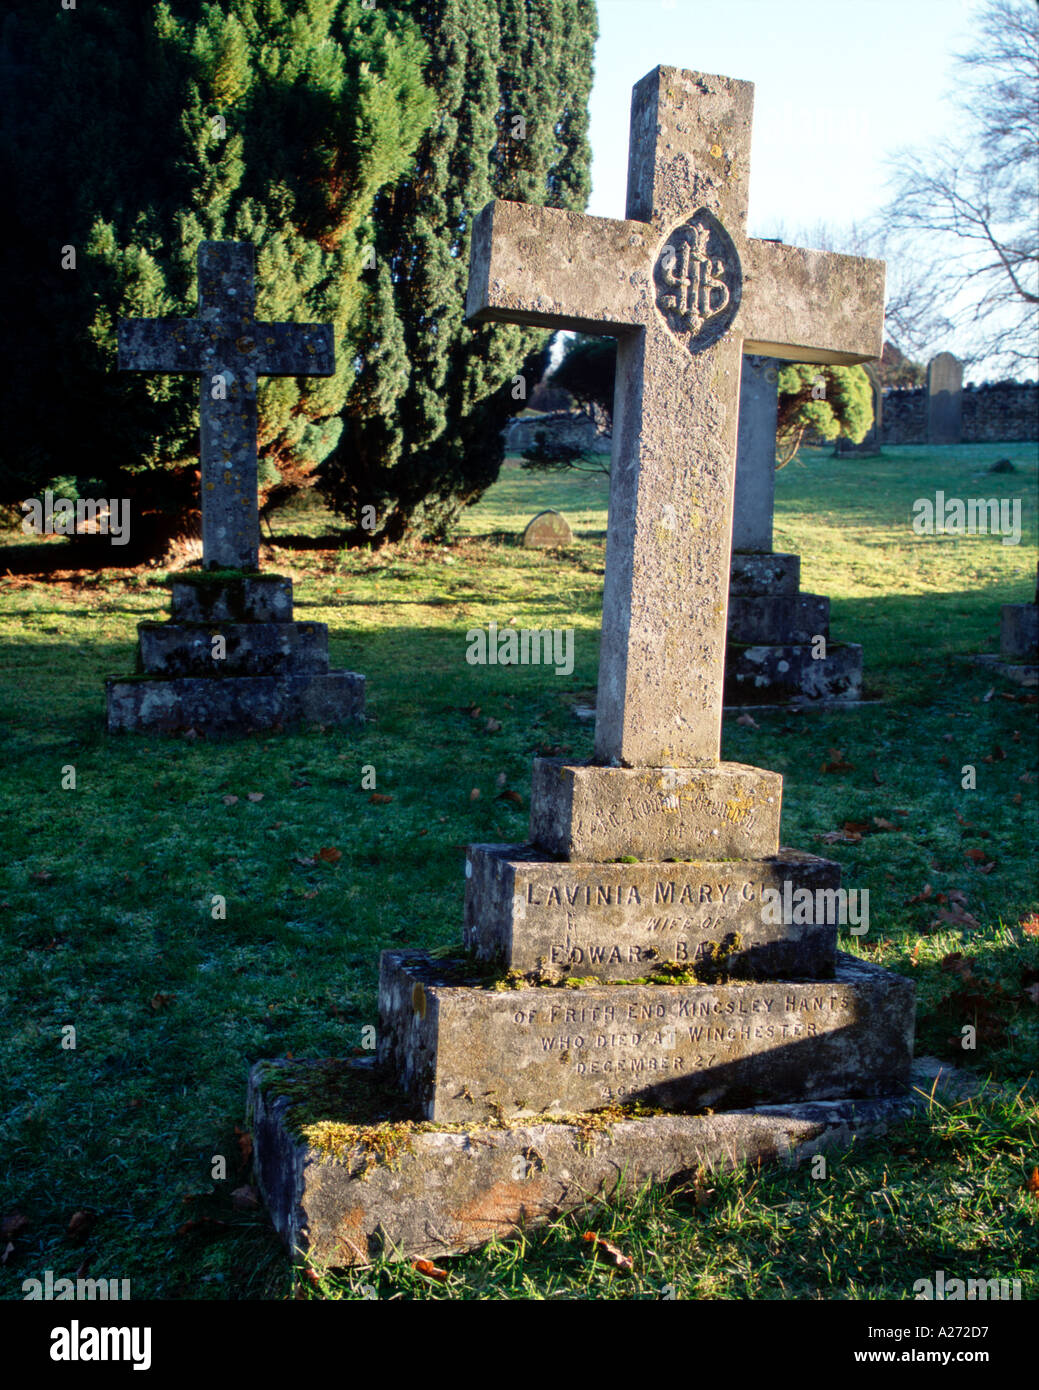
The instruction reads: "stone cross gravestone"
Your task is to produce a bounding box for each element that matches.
[927,351,963,445]
[248,69,913,1268]
[106,241,365,734]
[118,241,333,572]
[465,70,884,764]
[727,356,865,704]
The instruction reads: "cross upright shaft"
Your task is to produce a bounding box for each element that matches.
[119,242,334,571]
[467,67,885,768]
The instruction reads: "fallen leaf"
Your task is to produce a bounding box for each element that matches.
[247,792,264,803]
[932,904,982,931]
[230,1185,260,1211]
[412,1258,449,1282]
[368,793,393,805]
[495,772,507,787]
[484,717,502,733]
[66,1210,96,1243]
[1,1212,28,1242]
[499,789,524,805]
[235,1127,253,1168]
[906,884,933,904]
[872,817,896,832]
[965,848,990,863]
[30,869,53,883]
[581,1231,634,1272]
[981,687,994,702]
[469,787,481,801]
[821,749,854,773]
[149,992,175,1011]
[222,795,239,806]
[1026,1168,1039,1195]
[316,846,342,862]
[737,713,758,728]
[177,1218,229,1236]
[1021,915,1039,938]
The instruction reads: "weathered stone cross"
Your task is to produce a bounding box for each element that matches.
[119,241,334,571]
[467,67,884,766]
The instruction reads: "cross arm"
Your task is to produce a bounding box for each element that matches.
[465,199,651,334]
[740,240,885,365]
[118,319,203,372]
[253,322,335,376]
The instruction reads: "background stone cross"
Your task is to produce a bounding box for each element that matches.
[119,241,334,571]
[467,66,885,767]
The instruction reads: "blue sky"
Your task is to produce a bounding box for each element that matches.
[588,0,981,236]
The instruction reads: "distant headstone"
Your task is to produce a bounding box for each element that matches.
[523,509,572,548]
[106,241,365,734]
[927,352,963,444]
[252,64,913,1268]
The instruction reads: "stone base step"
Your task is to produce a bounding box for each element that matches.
[105,670,364,733]
[137,620,330,677]
[727,592,830,645]
[463,844,840,981]
[377,950,914,1123]
[725,641,863,704]
[169,574,294,622]
[529,758,782,863]
[972,653,1039,688]
[1000,602,1038,661]
[729,552,800,596]
[248,1055,955,1270]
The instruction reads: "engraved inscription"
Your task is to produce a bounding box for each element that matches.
[654,209,741,351]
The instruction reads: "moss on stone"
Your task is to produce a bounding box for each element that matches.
[254,1058,667,1173]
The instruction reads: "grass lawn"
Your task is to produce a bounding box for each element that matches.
[0,442,1036,1301]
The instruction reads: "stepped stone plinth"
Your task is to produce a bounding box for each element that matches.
[106,574,364,734]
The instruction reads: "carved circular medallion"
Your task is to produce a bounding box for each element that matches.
[653,210,742,352]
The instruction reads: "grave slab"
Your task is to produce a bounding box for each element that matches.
[250,1055,955,1269]
[463,844,840,980]
[378,950,914,1123]
[529,758,782,862]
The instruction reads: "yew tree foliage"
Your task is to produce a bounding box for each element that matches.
[775,364,873,466]
[0,0,433,542]
[320,0,597,545]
